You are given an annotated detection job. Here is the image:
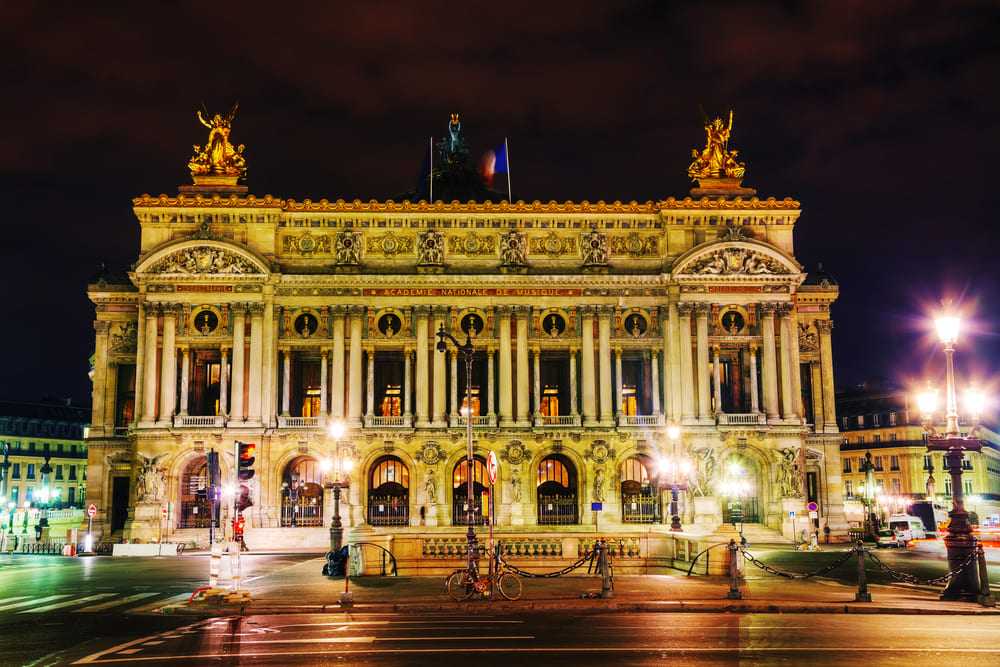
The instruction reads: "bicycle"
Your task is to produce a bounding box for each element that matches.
[446,544,523,601]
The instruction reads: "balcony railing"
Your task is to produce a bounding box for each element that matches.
[450,415,493,428]
[276,416,325,429]
[536,415,581,427]
[617,414,664,427]
[716,413,767,426]
[173,415,226,428]
[366,415,412,428]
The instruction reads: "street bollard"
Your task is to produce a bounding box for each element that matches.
[339,553,354,606]
[598,539,614,599]
[209,542,223,590]
[977,543,996,608]
[726,539,743,600]
[854,540,871,602]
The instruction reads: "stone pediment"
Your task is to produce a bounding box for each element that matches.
[135,240,269,276]
[672,238,800,278]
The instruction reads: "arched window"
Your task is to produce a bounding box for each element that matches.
[620,456,660,524]
[453,457,487,525]
[368,456,409,526]
[281,456,324,527]
[179,456,210,529]
[537,455,578,525]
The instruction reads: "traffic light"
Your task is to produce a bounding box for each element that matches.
[237,441,256,481]
[234,515,245,536]
[235,483,253,512]
[207,450,221,488]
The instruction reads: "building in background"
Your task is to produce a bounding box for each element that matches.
[85,110,844,550]
[836,376,999,530]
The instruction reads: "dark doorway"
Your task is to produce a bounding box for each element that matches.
[111,476,130,532]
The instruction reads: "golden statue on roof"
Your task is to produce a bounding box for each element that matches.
[188,102,247,180]
[688,107,745,181]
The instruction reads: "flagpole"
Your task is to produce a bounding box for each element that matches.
[504,137,512,202]
[429,136,434,203]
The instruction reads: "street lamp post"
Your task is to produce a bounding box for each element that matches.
[858,451,879,542]
[917,301,984,602]
[436,324,477,574]
[666,424,684,531]
[37,455,53,537]
[324,421,353,553]
[720,464,751,546]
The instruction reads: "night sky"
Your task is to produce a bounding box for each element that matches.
[3,1,998,421]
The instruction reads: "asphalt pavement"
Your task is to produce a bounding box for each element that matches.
[163,543,1000,617]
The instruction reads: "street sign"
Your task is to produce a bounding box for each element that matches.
[807,502,818,512]
[88,504,97,517]
[591,502,602,511]
[809,510,818,519]
[789,510,795,519]
[486,450,498,485]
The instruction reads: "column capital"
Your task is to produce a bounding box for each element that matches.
[161,303,179,319]
[776,302,794,317]
[676,302,695,316]
[569,346,579,355]
[94,320,112,335]
[413,305,432,318]
[816,319,834,334]
[758,301,778,316]
[596,305,615,318]
[650,347,660,359]
[748,344,759,355]
[231,302,248,317]
[220,345,230,357]
[248,303,265,318]
[180,345,190,356]
[496,305,514,317]
[513,305,532,319]
[712,344,721,355]
[693,302,711,317]
[430,305,449,318]
[347,304,367,317]
[330,305,349,318]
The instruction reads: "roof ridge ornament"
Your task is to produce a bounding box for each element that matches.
[188,102,248,184]
[687,107,756,199]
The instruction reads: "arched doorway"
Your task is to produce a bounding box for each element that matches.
[620,455,662,524]
[179,456,211,528]
[719,454,760,524]
[453,456,487,526]
[281,456,324,527]
[537,455,578,525]
[368,456,410,526]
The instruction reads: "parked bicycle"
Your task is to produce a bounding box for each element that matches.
[446,543,523,601]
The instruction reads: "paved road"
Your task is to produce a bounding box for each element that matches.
[68,611,1000,666]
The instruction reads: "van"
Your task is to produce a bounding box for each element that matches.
[887,514,926,545]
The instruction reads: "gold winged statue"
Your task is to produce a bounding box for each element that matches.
[188,102,247,179]
[687,106,745,181]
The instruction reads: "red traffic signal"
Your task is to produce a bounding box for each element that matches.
[237,441,256,481]
[235,483,254,512]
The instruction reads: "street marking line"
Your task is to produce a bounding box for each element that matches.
[0,596,30,605]
[0,594,70,612]
[130,593,191,613]
[21,593,117,613]
[74,592,159,612]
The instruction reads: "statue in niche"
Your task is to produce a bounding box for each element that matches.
[581,230,609,266]
[773,448,802,498]
[188,103,247,179]
[511,467,522,503]
[136,453,168,503]
[593,468,605,502]
[424,469,437,503]
[335,231,361,265]
[500,230,527,266]
[417,229,444,265]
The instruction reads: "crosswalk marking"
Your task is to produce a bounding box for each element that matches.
[20,593,116,613]
[0,596,30,607]
[73,592,160,612]
[130,592,191,613]
[0,594,70,612]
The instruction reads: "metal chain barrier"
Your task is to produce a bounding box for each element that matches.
[740,546,856,580]
[864,545,979,586]
[505,549,598,578]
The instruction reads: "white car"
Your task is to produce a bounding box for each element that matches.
[876,529,906,548]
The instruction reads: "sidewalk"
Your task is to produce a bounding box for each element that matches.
[163,547,1000,617]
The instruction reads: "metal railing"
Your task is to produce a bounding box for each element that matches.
[367,494,410,526]
[622,494,661,523]
[281,499,324,527]
[538,495,578,525]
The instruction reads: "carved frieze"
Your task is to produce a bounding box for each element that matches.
[529,231,577,258]
[686,248,788,275]
[282,231,331,256]
[609,232,658,258]
[147,247,259,274]
[447,231,496,256]
[334,230,362,265]
[108,321,138,353]
[366,231,413,258]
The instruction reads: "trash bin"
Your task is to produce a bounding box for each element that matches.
[323,546,349,576]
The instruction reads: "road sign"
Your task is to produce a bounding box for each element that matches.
[809,510,818,519]
[88,504,97,517]
[486,450,498,485]
[807,502,818,512]
[789,510,795,519]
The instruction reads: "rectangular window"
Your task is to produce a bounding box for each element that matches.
[856,436,865,444]
[842,458,852,473]
[889,433,897,441]
[69,466,77,481]
[962,456,972,471]
[924,454,933,470]
[844,480,853,497]
[9,487,17,505]
[873,413,880,426]
[841,417,848,429]
[27,463,35,479]
[889,412,897,426]
[873,434,881,443]
[892,478,901,494]
[857,415,864,427]
[890,455,899,471]
[11,463,20,479]
[964,479,973,495]
[874,456,883,472]
[945,479,952,496]
[55,465,64,480]
[57,443,64,453]
[29,442,36,452]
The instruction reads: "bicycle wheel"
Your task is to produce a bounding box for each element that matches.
[496,572,522,601]
[446,570,475,601]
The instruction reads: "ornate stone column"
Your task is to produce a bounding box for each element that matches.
[676,303,695,422]
[569,347,579,419]
[414,306,430,427]
[759,303,780,421]
[487,348,496,426]
[432,307,447,427]
[92,320,111,435]
[598,307,614,427]
[219,346,229,416]
[789,312,804,421]
[695,303,711,422]
[712,345,722,416]
[777,304,795,421]
[320,349,328,417]
[331,306,346,421]
[532,348,542,426]
[230,305,246,422]
[810,360,824,427]
[247,303,264,424]
[403,347,413,426]
[348,306,364,428]
[178,346,191,416]
[817,320,838,431]
[158,305,177,424]
[449,348,459,425]
[580,307,597,426]
[498,306,514,427]
[650,349,661,417]
[614,348,624,421]
[281,349,291,416]
[365,347,375,422]
[748,344,760,414]
[515,306,530,427]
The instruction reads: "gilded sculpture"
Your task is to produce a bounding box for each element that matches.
[688,107,745,181]
[188,103,248,179]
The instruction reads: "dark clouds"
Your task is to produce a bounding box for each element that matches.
[2,0,998,414]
